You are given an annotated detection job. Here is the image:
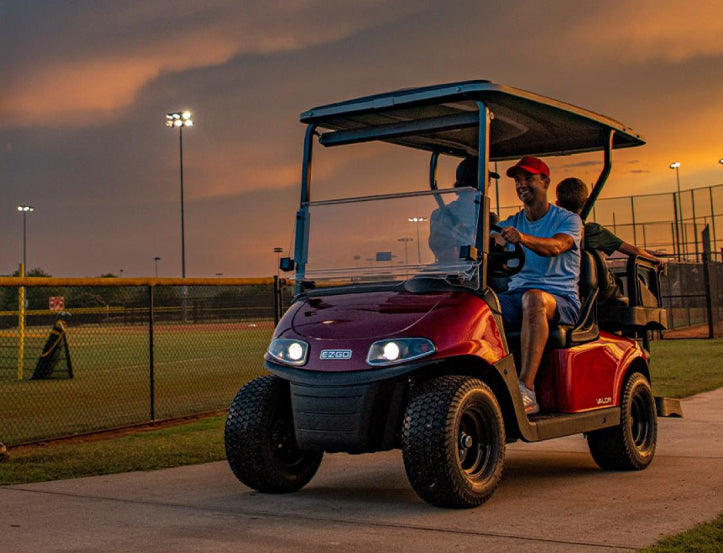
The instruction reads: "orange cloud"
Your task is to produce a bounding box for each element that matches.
[564,1,723,63]
[0,1,419,128]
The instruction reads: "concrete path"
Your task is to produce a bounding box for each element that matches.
[2,389,722,552]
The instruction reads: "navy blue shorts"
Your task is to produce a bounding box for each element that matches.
[497,288,580,327]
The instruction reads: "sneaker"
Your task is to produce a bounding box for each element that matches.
[519,382,540,415]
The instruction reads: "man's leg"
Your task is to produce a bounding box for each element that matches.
[519,289,558,389]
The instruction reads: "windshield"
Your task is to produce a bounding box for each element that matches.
[300,188,481,286]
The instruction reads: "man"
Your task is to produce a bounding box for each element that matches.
[496,157,582,415]
[556,177,661,264]
[429,157,499,262]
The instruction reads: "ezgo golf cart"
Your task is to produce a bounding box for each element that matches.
[225,81,678,508]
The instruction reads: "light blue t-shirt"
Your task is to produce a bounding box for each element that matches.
[498,204,582,305]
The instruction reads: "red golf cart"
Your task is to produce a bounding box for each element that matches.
[225,81,679,508]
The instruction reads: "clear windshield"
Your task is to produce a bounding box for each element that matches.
[301,188,481,286]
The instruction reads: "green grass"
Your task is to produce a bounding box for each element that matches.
[0,415,226,485]
[639,513,722,553]
[649,339,723,397]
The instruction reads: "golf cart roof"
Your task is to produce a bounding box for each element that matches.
[300,80,645,160]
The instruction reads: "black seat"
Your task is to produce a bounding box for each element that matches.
[598,254,667,333]
[546,250,599,348]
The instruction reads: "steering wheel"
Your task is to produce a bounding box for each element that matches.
[489,224,525,277]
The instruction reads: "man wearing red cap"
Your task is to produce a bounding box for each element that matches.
[496,156,582,415]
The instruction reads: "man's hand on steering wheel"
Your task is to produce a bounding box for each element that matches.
[489,224,525,277]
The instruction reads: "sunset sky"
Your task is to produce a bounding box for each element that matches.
[2,0,722,277]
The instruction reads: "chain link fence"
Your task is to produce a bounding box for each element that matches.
[2,255,721,446]
[0,278,284,446]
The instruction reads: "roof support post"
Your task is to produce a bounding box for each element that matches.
[294,124,317,290]
[476,102,492,286]
[580,130,614,221]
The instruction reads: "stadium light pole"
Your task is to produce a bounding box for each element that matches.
[154,256,161,277]
[17,205,34,274]
[166,110,193,322]
[408,217,428,264]
[165,111,193,278]
[669,162,682,260]
[397,237,413,265]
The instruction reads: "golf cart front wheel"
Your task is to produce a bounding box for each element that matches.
[402,376,505,508]
[587,372,657,471]
[225,375,323,493]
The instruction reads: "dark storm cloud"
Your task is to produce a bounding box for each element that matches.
[1,0,721,276]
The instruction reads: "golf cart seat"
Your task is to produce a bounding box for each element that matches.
[504,250,600,351]
[597,254,667,332]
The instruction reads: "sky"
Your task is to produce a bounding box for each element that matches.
[1,0,722,278]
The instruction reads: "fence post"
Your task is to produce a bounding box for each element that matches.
[273,276,281,326]
[702,225,715,339]
[672,192,681,260]
[18,263,25,381]
[691,189,700,262]
[149,285,155,421]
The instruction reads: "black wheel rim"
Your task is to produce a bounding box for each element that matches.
[457,403,498,480]
[270,411,305,467]
[630,389,654,453]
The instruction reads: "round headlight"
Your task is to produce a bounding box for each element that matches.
[267,339,309,366]
[382,342,401,361]
[287,342,304,361]
[367,338,435,367]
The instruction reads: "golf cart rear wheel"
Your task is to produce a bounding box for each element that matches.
[402,376,505,508]
[587,372,657,471]
[225,375,323,493]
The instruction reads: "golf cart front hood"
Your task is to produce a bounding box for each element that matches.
[290,291,442,340]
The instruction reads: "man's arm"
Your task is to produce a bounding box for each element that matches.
[617,242,661,264]
[499,226,573,257]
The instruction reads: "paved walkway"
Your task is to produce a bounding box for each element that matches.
[2,389,722,552]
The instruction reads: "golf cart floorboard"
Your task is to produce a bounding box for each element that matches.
[524,407,621,442]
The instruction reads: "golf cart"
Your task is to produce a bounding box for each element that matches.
[225,81,678,508]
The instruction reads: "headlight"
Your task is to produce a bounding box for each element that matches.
[367,338,435,367]
[267,339,309,366]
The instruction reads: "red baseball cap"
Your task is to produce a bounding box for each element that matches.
[506,156,550,178]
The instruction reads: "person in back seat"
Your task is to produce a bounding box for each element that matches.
[555,178,661,301]
[496,157,582,415]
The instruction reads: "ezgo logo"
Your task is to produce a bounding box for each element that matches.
[320,349,352,360]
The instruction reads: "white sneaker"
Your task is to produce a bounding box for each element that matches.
[519,382,540,415]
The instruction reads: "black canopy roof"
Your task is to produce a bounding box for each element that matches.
[300,80,644,160]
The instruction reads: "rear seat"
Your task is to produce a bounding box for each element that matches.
[596,253,667,333]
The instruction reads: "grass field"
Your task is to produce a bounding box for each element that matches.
[0,321,272,444]
[648,338,723,397]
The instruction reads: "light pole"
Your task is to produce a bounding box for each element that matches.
[17,205,34,274]
[669,162,682,260]
[397,237,413,265]
[408,217,428,264]
[154,256,161,277]
[165,111,193,278]
[166,110,193,322]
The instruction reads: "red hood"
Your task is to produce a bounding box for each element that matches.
[290,291,443,340]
